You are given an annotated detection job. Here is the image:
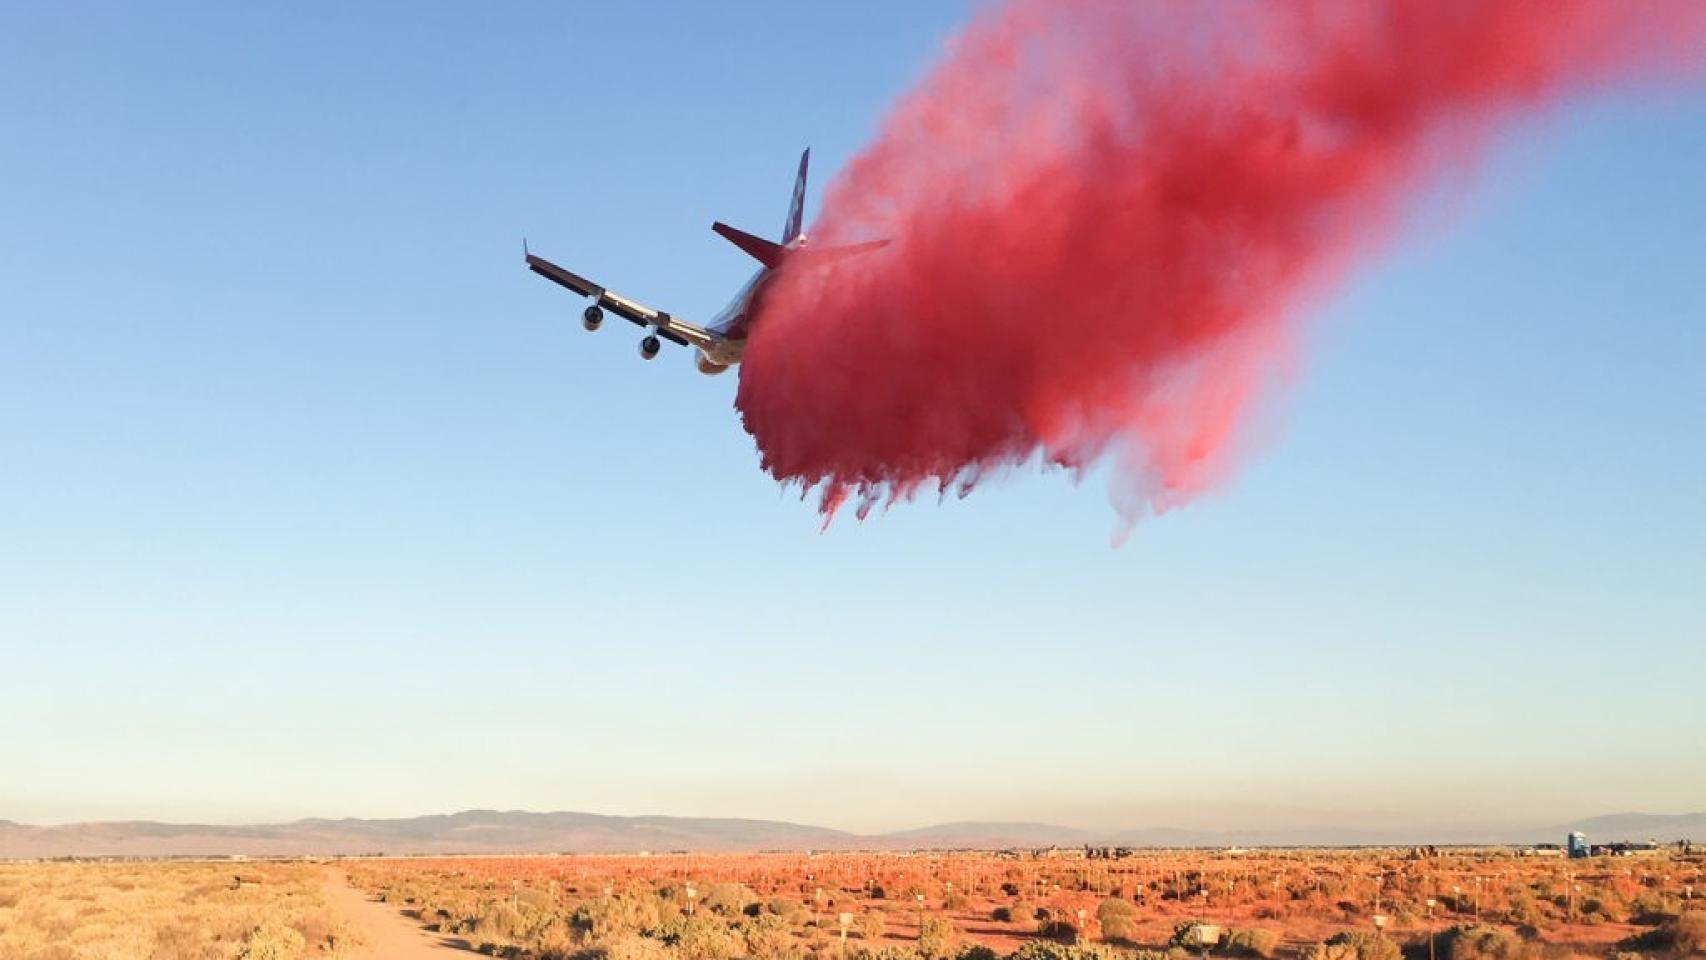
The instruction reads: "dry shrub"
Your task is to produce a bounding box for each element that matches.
[1439,924,1537,960]
[1097,898,1137,943]
[1008,941,1121,960]
[1003,902,1040,931]
[918,916,960,960]
[236,920,306,960]
[527,918,584,960]
[1674,911,1706,954]
[607,934,673,960]
[1225,928,1280,958]
[1307,931,1402,960]
[743,912,796,959]
[703,883,751,917]
[154,920,225,960]
[855,948,925,960]
[671,914,742,960]
[293,906,356,954]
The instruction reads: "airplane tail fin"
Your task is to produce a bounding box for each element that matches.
[782,148,809,244]
[714,151,886,270]
[712,221,785,268]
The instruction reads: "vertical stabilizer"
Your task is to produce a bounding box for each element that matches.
[782,148,809,244]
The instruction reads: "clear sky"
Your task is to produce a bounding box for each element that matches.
[1,3,1702,833]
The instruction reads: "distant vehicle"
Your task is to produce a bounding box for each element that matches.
[525,149,885,375]
[1568,831,1590,859]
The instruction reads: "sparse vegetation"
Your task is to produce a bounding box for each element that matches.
[1620,909,1706,956]
[1097,897,1139,943]
[1306,931,1401,960]
[0,861,355,960]
[1222,928,1278,958]
[20,849,1671,960]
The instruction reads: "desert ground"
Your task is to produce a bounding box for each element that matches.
[3,848,1700,960]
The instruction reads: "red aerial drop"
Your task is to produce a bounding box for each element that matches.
[733,0,1705,535]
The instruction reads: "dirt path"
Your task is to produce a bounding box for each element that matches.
[322,868,475,958]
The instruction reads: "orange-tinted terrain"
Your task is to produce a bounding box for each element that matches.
[347,849,1706,960]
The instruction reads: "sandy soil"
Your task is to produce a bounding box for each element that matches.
[323,867,476,958]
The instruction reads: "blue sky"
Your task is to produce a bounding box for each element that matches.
[0,2,1702,832]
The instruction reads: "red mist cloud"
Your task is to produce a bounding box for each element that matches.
[734,1,1704,537]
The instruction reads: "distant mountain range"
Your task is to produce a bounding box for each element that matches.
[2,810,1700,859]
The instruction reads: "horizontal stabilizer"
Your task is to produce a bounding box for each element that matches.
[712,222,785,268]
[793,238,890,268]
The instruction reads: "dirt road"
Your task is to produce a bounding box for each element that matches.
[322,868,474,958]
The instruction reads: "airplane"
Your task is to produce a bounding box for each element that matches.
[525,148,885,375]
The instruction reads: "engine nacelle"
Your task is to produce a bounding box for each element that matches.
[582,304,603,332]
[696,354,729,376]
[638,335,661,360]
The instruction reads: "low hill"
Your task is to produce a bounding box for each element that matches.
[0,809,859,859]
[3,809,1698,858]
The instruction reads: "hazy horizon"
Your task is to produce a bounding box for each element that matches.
[6,804,1701,840]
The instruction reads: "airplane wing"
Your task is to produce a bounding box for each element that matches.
[525,250,715,349]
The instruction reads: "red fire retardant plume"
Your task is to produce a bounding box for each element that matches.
[734,0,1705,536]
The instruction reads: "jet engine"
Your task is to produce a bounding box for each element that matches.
[696,354,729,376]
[638,335,661,360]
[582,304,603,332]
